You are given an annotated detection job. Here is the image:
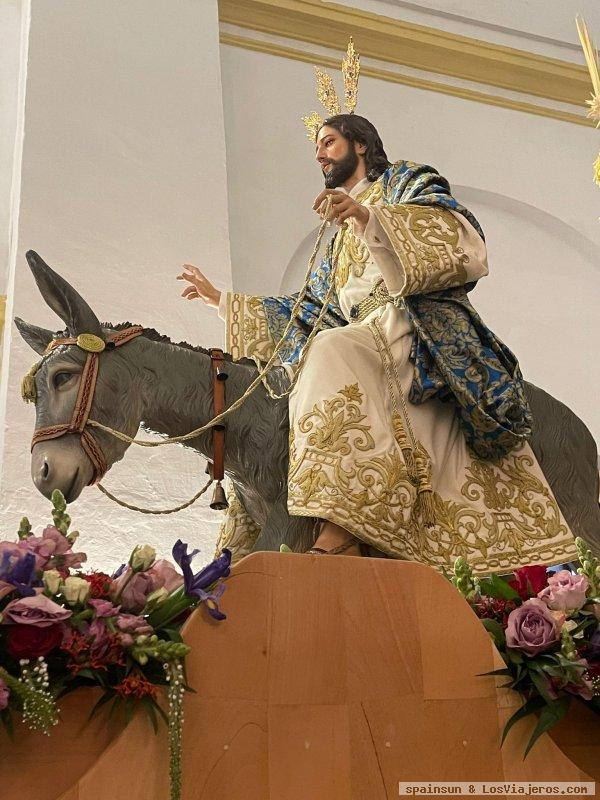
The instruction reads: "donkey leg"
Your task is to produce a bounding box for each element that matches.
[251,494,315,553]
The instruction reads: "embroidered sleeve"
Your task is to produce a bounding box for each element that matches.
[367,205,488,297]
[223,292,277,362]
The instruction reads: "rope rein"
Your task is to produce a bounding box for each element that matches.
[26,198,346,514]
[87,198,344,448]
[97,476,213,515]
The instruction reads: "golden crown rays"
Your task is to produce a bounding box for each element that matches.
[301,37,361,141]
[576,17,600,186]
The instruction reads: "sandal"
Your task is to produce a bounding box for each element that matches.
[306,538,361,556]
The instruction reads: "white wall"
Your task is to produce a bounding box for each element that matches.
[0,0,24,291]
[220,43,600,443]
[0,0,232,572]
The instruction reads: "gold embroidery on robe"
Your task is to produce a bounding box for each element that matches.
[333,182,384,290]
[214,481,261,565]
[287,385,578,576]
[371,204,470,296]
[226,292,275,362]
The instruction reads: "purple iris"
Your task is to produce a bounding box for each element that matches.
[0,550,37,597]
[172,541,231,620]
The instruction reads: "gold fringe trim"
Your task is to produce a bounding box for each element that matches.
[392,411,416,478]
[413,441,435,528]
[21,363,39,404]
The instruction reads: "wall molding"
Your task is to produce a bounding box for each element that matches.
[218,0,594,126]
[220,32,591,128]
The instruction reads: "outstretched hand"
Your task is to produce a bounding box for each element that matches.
[176,265,221,309]
[312,189,369,229]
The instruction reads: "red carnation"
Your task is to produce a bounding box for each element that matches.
[508,565,549,600]
[6,622,64,659]
[82,572,113,599]
[115,671,157,700]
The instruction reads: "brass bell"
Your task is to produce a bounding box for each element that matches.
[210,480,229,511]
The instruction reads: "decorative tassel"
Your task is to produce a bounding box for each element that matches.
[392,412,416,479]
[21,363,39,404]
[413,441,436,528]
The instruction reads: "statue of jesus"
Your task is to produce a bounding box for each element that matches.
[177,111,577,576]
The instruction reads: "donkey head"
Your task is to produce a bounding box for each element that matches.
[15,251,144,502]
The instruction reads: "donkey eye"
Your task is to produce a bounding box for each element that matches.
[53,371,77,390]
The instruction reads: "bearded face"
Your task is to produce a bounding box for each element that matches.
[322,140,359,189]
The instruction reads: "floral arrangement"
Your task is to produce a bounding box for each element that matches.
[0,490,231,800]
[451,537,600,757]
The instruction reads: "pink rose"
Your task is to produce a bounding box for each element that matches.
[112,560,183,614]
[2,594,72,627]
[505,598,561,656]
[114,614,153,647]
[0,678,9,710]
[88,598,120,618]
[150,559,184,593]
[538,570,589,613]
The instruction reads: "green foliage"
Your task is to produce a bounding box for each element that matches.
[480,618,506,648]
[575,537,600,596]
[477,573,520,601]
[451,556,478,599]
[51,489,71,534]
[17,517,32,540]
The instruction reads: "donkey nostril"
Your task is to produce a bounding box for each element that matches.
[42,460,49,480]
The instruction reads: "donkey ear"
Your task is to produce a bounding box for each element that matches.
[25,250,104,339]
[14,317,54,355]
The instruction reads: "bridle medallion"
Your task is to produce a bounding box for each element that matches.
[76,333,105,353]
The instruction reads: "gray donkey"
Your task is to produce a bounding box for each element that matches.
[14,251,600,555]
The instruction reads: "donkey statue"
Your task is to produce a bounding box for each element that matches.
[14,251,600,556]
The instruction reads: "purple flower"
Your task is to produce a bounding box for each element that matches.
[505,598,562,656]
[21,526,85,574]
[114,614,153,647]
[172,542,231,620]
[0,546,37,598]
[110,559,184,614]
[538,570,589,613]
[2,594,72,627]
[0,678,9,710]
[88,598,120,618]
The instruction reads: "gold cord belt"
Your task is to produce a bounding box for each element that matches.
[348,277,403,324]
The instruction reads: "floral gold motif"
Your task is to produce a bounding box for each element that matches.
[372,204,470,296]
[287,386,578,576]
[226,292,276,362]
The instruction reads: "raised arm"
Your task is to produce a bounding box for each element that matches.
[178,254,347,365]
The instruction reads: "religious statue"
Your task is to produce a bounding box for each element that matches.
[178,39,579,573]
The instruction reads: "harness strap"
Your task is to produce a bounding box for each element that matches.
[31,326,144,485]
[209,348,226,482]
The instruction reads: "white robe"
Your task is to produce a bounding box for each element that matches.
[216,178,577,576]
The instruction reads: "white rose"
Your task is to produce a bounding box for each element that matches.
[129,544,156,573]
[62,576,90,605]
[42,569,63,595]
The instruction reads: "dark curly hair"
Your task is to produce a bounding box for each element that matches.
[319,114,391,181]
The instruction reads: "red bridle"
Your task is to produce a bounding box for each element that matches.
[31,326,144,485]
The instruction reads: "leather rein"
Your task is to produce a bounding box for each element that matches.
[30,329,228,507]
